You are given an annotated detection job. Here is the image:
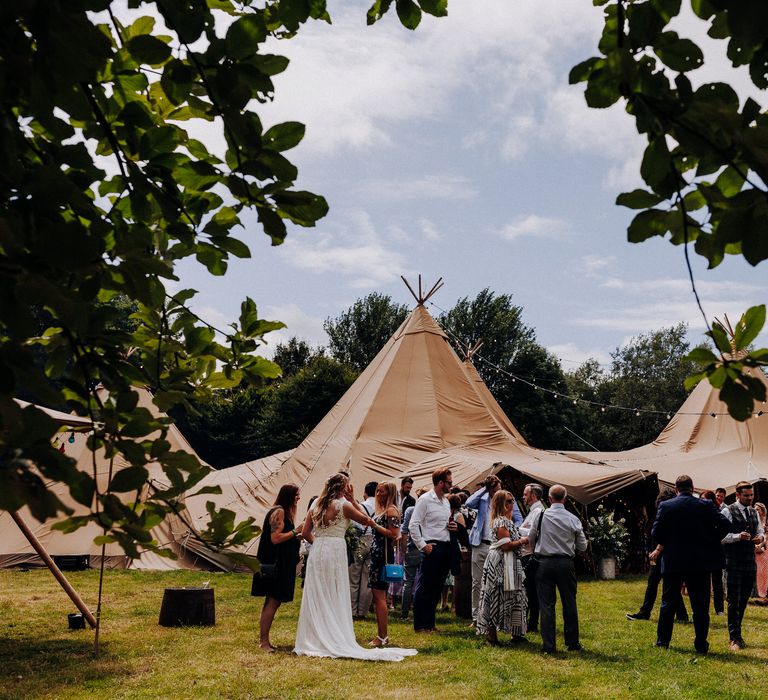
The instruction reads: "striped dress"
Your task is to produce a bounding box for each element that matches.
[476,517,527,637]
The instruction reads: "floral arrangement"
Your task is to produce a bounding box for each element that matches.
[345,524,364,564]
[588,505,630,565]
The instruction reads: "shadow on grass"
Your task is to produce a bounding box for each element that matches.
[0,636,131,700]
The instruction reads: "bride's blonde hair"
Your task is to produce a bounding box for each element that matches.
[312,472,349,525]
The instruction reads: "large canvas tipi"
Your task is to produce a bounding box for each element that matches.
[190,289,653,539]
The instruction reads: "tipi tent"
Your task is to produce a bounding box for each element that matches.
[191,296,653,543]
[0,388,224,570]
[555,366,768,495]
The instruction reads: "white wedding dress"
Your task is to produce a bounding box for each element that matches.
[294,499,417,661]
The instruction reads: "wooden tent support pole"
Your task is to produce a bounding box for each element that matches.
[9,510,97,629]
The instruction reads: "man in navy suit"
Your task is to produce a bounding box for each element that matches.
[650,474,730,654]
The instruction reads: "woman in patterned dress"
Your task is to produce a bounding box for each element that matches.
[368,481,402,647]
[476,489,528,645]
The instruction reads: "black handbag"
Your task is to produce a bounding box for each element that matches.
[250,562,277,597]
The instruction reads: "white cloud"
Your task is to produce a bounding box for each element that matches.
[571,276,767,335]
[419,218,442,242]
[500,215,569,242]
[355,175,477,202]
[581,254,616,277]
[277,210,410,288]
[257,1,601,156]
[260,303,328,354]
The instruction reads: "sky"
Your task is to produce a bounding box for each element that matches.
[172,0,768,369]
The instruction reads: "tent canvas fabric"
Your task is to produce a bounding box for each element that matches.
[193,304,653,543]
[0,388,221,571]
[553,367,768,495]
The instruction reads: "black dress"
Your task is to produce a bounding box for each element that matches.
[252,507,300,602]
[368,512,399,591]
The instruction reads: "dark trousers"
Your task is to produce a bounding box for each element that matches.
[726,567,756,642]
[712,569,724,614]
[536,556,579,652]
[638,563,688,620]
[520,555,539,631]
[413,541,451,631]
[657,571,710,652]
[400,547,421,618]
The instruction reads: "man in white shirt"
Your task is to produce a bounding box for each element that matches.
[465,474,501,625]
[409,468,457,632]
[528,484,588,653]
[518,482,545,633]
[349,481,377,619]
[722,481,765,650]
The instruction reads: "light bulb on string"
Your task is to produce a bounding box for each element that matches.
[635,410,640,417]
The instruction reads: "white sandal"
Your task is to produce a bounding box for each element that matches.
[369,635,389,647]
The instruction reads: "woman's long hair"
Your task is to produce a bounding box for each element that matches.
[490,489,512,522]
[374,481,397,516]
[274,483,299,522]
[311,473,348,526]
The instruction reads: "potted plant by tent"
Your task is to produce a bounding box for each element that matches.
[588,505,629,580]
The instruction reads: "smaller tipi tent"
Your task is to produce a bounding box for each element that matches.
[0,388,224,570]
[563,367,768,495]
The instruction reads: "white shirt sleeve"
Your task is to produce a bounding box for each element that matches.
[409,496,428,551]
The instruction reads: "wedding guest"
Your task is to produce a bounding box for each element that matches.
[722,481,765,650]
[476,490,528,645]
[518,483,545,632]
[466,475,502,626]
[699,490,725,614]
[651,475,729,654]
[400,487,428,620]
[754,502,768,601]
[349,481,377,619]
[528,484,588,653]
[626,488,689,622]
[440,494,467,611]
[368,481,402,647]
[397,476,415,513]
[409,468,457,632]
[254,484,303,652]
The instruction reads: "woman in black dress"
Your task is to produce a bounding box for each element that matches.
[255,483,303,652]
[367,481,401,647]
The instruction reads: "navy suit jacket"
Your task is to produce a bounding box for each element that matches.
[651,492,730,574]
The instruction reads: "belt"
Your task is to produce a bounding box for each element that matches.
[481,539,491,545]
[426,539,449,545]
[535,553,573,559]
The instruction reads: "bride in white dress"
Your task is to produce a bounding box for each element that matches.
[294,473,418,662]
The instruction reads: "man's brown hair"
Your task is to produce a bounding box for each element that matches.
[735,481,753,494]
[432,468,452,486]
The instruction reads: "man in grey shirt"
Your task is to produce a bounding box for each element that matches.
[528,484,588,653]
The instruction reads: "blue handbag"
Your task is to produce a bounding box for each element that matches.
[381,563,405,583]
[380,538,404,582]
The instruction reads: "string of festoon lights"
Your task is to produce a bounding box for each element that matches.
[428,301,766,421]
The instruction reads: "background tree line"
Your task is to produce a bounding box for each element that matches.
[176,289,699,468]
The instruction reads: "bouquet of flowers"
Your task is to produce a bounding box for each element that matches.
[345,524,364,564]
[588,505,630,565]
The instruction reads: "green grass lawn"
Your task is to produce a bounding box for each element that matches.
[0,569,766,699]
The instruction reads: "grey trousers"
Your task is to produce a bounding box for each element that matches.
[349,558,373,617]
[401,548,422,618]
[536,556,579,652]
[471,543,489,621]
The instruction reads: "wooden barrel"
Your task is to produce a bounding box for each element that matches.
[453,549,472,619]
[159,587,215,627]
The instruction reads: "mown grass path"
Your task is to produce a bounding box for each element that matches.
[1,570,766,699]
